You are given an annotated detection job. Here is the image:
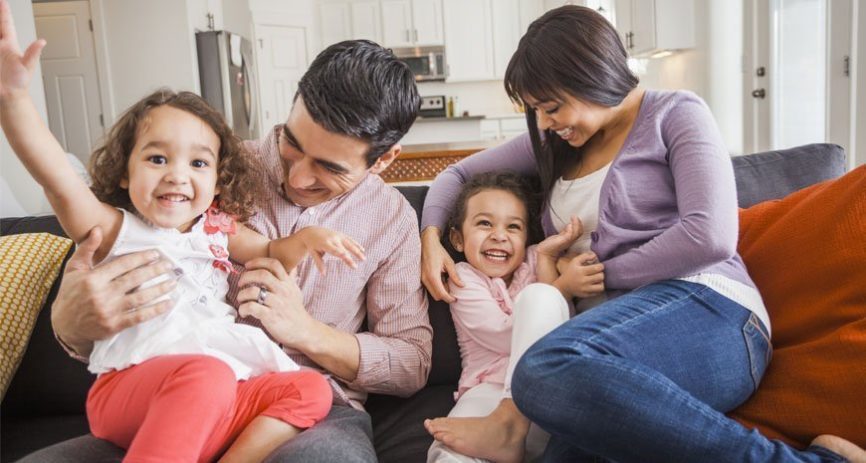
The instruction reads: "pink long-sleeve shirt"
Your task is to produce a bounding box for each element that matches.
[448,247,538,399]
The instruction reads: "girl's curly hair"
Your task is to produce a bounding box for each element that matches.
[88,88,261,221]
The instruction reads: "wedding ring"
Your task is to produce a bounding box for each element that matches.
[257,287,268,305]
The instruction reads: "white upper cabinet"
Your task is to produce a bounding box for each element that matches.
[351,0,382,42]
[319,0,383,47]
[614,0,694,57]
[381,0,443,47]
[443,0,494,81]
[444,0,542,82]
[320,1,353,46]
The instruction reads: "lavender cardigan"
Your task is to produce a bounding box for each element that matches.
[421,90,757,292]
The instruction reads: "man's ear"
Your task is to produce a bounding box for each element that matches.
[369,144,401,175]
[449,227,464,252]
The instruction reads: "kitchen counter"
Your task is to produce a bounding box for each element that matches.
[415,115,486,122]
[381,139,505,183]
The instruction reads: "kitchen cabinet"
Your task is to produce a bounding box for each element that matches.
[614,0,694,57]
[319,0,382,46]
[444,0,542,82]
[443,0,493,81]
[381,0,444,47]
[188,0,223,32]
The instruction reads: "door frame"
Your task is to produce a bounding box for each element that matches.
[743,0,853,164]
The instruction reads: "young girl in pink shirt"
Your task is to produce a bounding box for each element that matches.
[424,171,604,463]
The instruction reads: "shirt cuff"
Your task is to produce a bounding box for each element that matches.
[346,332,391,388]
[54,332,89,363]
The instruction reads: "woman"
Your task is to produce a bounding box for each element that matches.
[421,5,865,462]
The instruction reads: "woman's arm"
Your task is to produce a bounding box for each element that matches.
[603,95,739,289]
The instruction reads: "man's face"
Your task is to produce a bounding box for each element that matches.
[277,98,398,207]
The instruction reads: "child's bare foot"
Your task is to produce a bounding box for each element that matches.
[811,435,866,463]
[424,399,529,463]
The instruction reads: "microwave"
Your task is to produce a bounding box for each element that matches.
[393,46,447,82]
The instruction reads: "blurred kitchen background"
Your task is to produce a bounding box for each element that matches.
[2,0,865,215]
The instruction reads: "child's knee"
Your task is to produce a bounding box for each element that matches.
[294,371,333,419]
[167,355,237,406]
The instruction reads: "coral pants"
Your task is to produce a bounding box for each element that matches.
[86,355,332,463]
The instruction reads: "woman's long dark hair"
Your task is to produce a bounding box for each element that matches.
[504,5,638,206]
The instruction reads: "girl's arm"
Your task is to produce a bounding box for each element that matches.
[228,224,364,273]
[0,10,120,258]
[449,265,514,354]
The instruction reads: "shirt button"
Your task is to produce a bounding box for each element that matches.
[590,231,599,242]
[307,208,316,216]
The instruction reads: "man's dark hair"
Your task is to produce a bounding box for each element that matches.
[297,40,420,166]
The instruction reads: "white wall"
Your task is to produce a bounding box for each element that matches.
[1,0,52,216]
[96,0,199,117]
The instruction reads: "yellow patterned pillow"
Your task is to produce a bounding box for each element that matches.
[0,233,72,398]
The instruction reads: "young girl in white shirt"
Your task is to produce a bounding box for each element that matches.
[424,171,604,463]
[0,7,363,460]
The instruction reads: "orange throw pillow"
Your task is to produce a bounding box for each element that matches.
[729,165,866,448]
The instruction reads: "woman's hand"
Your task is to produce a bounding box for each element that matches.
[555,251,605,299]
[0,0,46,101]
[237,257,315,350]
[538,216,583,259]
[421,226,463,303]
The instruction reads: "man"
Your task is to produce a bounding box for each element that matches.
[30,40,431,462]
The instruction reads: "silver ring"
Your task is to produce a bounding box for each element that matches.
[257,287,268,305]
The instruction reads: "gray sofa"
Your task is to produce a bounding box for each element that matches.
[0,143,847,462]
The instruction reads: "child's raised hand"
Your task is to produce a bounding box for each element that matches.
[0,0,46,99]
[297,226,365,273]
[557,251,604,299]
[538,216,583,258]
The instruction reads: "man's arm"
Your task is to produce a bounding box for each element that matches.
[346,211,432,396]
[236,203,432,396]
[51,227,177,358]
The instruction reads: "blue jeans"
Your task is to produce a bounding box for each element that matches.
[511,280,845,463]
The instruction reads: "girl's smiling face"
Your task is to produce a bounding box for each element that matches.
[121,105,221,231]
[450,188,529,284]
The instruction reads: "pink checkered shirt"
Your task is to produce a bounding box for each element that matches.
[229,126,432,408]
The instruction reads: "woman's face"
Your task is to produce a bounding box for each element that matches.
[523,93,609,148]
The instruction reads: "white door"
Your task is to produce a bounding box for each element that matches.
[34,1,104,164]
[255,25,308,134]
[744,0,852,162]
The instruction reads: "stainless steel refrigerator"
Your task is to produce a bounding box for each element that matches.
[196,31,258,140]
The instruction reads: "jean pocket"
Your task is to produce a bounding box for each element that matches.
[742,313,772,392]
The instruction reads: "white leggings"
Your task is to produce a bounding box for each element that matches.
[428,283,570,463]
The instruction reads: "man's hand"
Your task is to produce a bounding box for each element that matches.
[237,257,362,380]
[51,227,177,357]
[420,226,463,303]
[236,257,316,350]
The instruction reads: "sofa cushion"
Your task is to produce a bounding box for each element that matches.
[730,143,846,208]
[729,165,866,447]
[0,233,73,398]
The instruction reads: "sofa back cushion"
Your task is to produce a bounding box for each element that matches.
[730,143,846,208]
[729,165,866,447]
